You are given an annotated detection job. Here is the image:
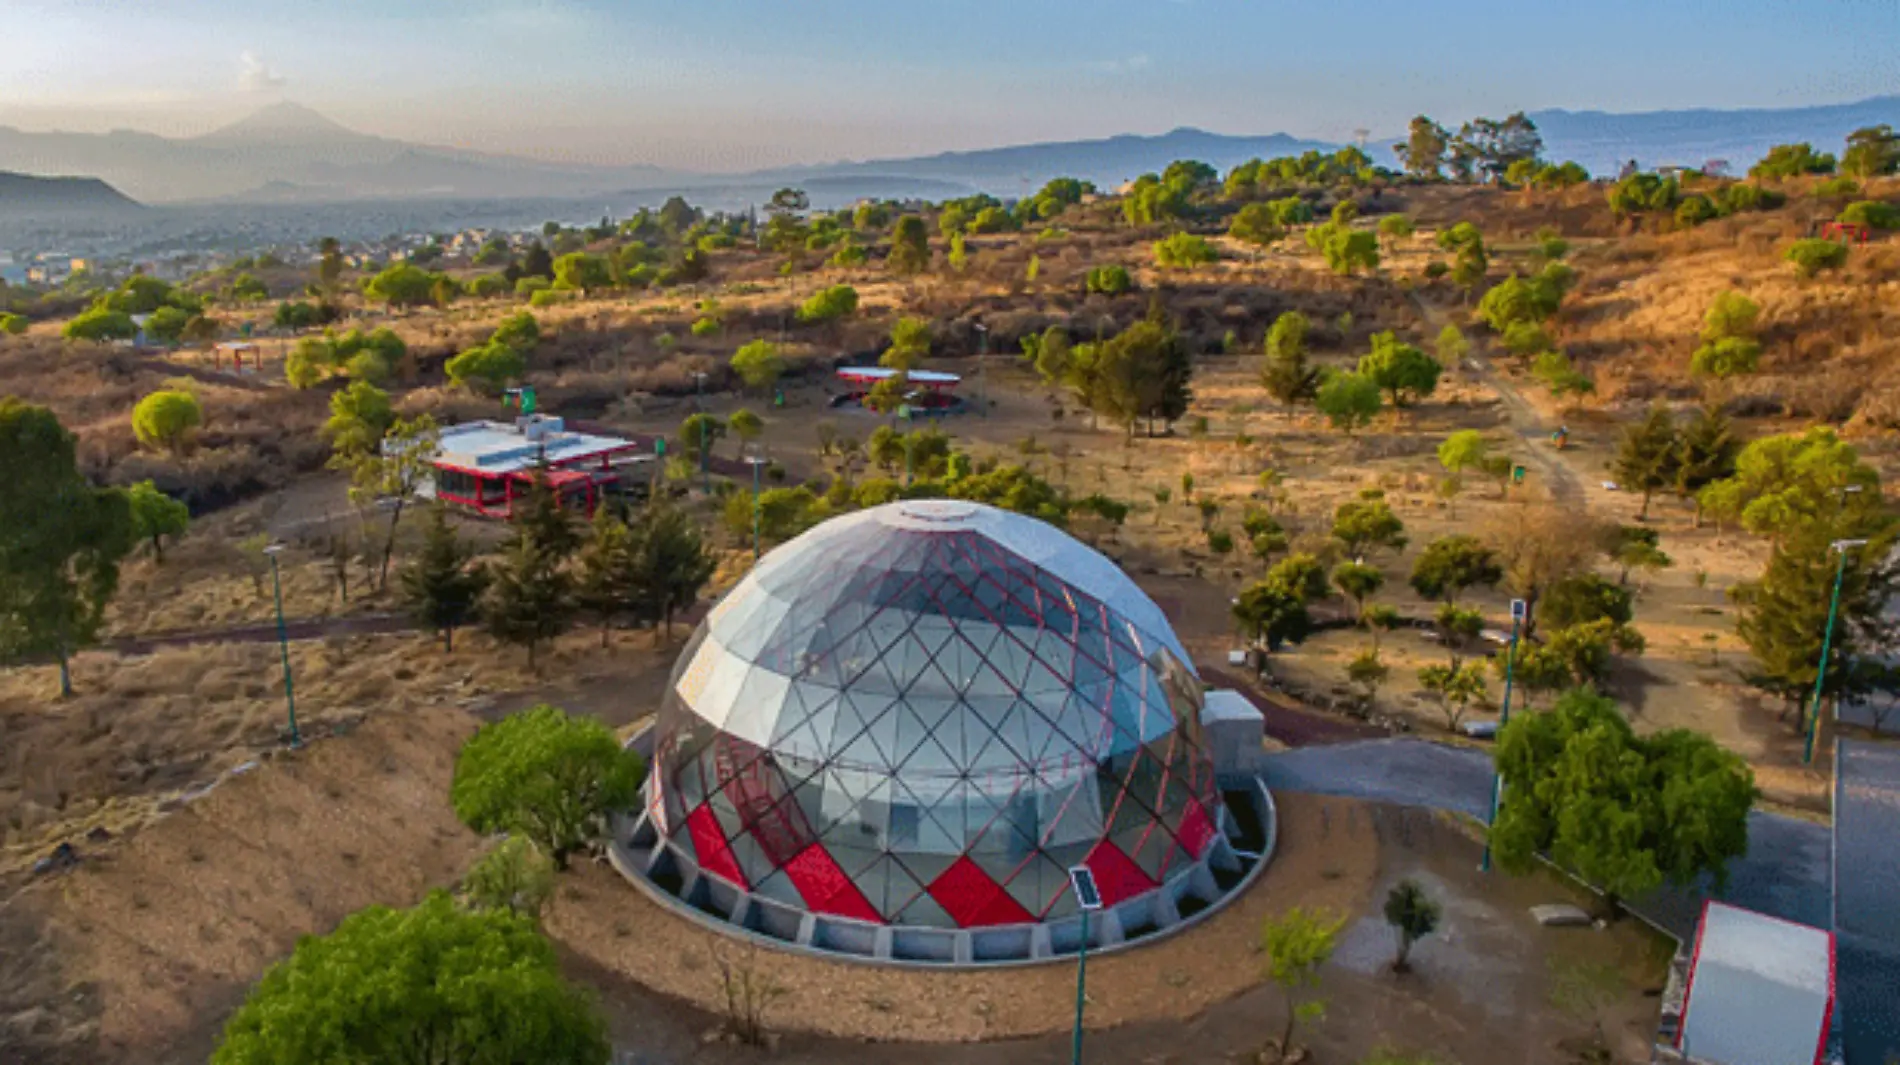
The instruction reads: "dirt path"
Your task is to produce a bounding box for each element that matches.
[1411,293,1583,506]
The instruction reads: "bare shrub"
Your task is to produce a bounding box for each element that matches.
[709,939,786,1047]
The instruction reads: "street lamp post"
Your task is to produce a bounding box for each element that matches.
[1481,598,1526,872]
[1805,537,1869,765]
[745,454,768,563]
[693,371,710,495]
[263,544,301,748]
[1066,866,1103,1065]
[974,322,988,419]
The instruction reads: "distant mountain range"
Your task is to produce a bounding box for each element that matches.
[0,170,141,218]
[0,96,1894,210]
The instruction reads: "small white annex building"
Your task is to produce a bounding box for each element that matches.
[1677,901,1835,1065]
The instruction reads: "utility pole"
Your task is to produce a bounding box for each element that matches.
[974,322,988,419]
[263,544,301,748]
[1806,537,1868,765]
[745,454,768,563]
[693,371,710,495]
[1067,866,1103,1065]
[1481,598,1525,872]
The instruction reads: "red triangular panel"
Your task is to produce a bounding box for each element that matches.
[1084,839,1157,907]
[928,854,1035,927]
[783,843,883,923]
[686,805,747,888]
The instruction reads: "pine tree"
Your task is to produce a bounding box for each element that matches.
[632,503,714,641]
[574,506,641,647]
[401,503,487,652]
[1673,405,1741,526]
[1261,311,1321,407]
[1611,406,1680,520]
[512,470,582,562]
[481,532,575,668]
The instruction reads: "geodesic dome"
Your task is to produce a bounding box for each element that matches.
[643,499,1222,932]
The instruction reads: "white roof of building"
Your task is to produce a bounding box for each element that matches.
[433,418,636,475]
[1680,901,1833,1065]
[1201,689,1264,725]
[835,367,960,384]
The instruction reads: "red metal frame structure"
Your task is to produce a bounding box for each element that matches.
[1821,220,1871,245]
[834,367,962,411]
[425,417,645,519]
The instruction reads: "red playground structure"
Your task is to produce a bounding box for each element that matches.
[1821,220,1872,245]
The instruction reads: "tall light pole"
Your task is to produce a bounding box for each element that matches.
[693,371,710,495]
[263,543,301,748]
[974,322,988,419]
[1067,866,1103,1065]
[1481,598,1526,872]
[1805,537,1868,765]
[745,453,768,563]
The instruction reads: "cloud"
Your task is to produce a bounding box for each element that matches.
[1088,54,1153,75]
[239,51,286,93]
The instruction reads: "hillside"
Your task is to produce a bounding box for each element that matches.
[0,170,140,217]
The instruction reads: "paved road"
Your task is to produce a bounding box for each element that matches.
[1259,738,1832,939]
[1834,741,1900,1065]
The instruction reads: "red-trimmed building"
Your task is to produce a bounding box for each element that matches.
[420,415,649,519]
[1675,901,1836,1065]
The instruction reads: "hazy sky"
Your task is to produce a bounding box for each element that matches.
[5,0,1897,171]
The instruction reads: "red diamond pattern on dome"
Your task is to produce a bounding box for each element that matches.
[928,855,1035,927]
[1084,840,1156,907]
[686,805,747,888]
[1177,800,1216,858]
[783,844,882,923]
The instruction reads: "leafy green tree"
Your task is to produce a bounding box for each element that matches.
[1697,427,1883,541]
[1260,907,1345,1062]
[1331,561,1385,622]
[144,305,192,344]
[1436,222,1488,295]
[322,380,394,460]
[1490,688,1756,916]
[131,389,202,454]
[551,253,613,295]
[401,503,487,652]
[452,702,643,869]
[1841,124,1900,178]
[1153,232,1217,267]
[1612,406,1680,519]
[729,339,785,394]
[883,316,932,370]
[1229,202,1287,246]
[0,312,27,336]
[480,523,574,669]
[1357,332,1441,407]
[461,836,557,920]
[887,215,931,275]
[1261,311,1320,407]
[62,306,137,341]
[1084,318,1194,437]
[1785,238,1848,279]
[1750,142,1836,179]
[1376,214,1414,248]
[1531,350,1594,403]
[1085,264,1133,295]
[1332,494,1407,558]
[795,284,859,323]
[363,263,439,308]
[1839,200,1900,230]
[676,412,727,466]
[211,890,609,1065]
[1691,291,1762,380]
[1433,325,1470,370]
[1383,879,1441,973]
[1419,661,1488,731]
[126,480,189,561]
[1315,371,1382,436]
[1232,580,1311,650]
[1397,116,1451,179]
[1316,225,1380,275]
[0,400,135,695]
[1437,430,1490,482]
[491,312,541,352]
[344,415,440,590]
[1409,535,1502,603]
[446,342,526,394]
[1539,572,1634,632]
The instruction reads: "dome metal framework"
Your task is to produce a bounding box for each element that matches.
[635,501,1229,949]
